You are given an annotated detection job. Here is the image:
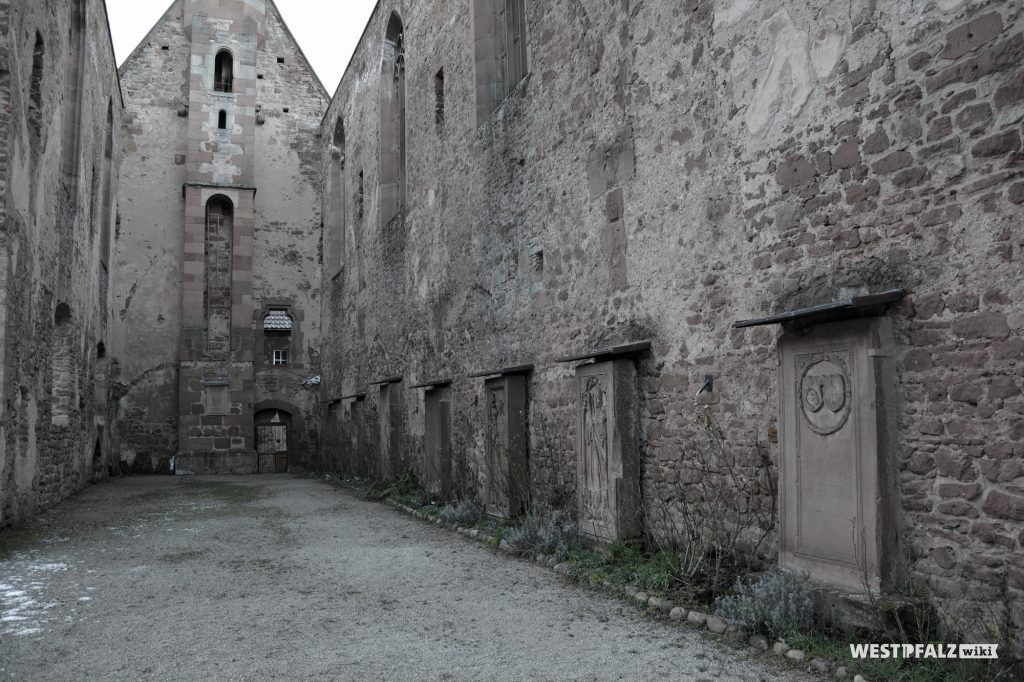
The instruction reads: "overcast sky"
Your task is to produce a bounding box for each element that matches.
[106,0,378,94]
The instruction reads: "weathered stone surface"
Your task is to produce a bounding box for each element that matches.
[785,649,805,661]
[0,0,124,527]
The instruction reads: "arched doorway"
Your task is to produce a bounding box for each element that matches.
[255,409,292,473]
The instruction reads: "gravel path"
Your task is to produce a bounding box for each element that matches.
[0,476,817,681]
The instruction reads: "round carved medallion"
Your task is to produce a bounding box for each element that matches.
[799,359,852,436]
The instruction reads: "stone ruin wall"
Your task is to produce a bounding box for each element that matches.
[0,0,123,527]
[319,0,1024,645]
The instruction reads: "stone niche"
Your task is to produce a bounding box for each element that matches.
[778,319,897,592]
[377,382,404,482]
[483,375,528,519]
[423,386,452,496]
[575,360,641,543]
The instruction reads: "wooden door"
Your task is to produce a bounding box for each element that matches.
[256,422,288,474]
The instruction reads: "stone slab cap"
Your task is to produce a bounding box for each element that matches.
[368,376,403,386]
[339,392,366,402]
[557,340,652,364]
[467,363,534,379]
[409,378,453,390]
[733,288,905,329]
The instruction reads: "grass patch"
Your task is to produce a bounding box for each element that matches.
[557,542,679,596]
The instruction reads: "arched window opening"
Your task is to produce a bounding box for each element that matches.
[380,13,406,225]
[218,110,227,130]
[51,304,75,427]
[214,50,233,92]
[28,33,44,142]
[329,118,346,275]
[473,0,529,123]
[205,197,234,356]
[61,0,87,180]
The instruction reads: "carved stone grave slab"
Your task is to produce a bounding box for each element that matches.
[484,375,528,519]
[378,382,404,482]
[423,387,452,495]
[575,360,640,542]
[779,319,896,592]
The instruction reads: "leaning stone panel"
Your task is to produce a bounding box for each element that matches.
[483,375,528,519]
[575,360,641,543]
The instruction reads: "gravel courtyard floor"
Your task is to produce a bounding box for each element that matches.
[0,475,817,681]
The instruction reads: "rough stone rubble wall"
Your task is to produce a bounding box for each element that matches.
[250,1,329,469]
[319,0,1024,645]
[0,0,123,528]
[112,0,188,474]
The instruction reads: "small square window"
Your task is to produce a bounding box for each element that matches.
[277,57,285,64]
[273,350,289,366]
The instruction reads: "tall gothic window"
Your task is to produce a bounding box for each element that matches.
[380,13,406,225]
[329,118,346,275]
[28,33,44,144]
[61,0,86,181]
[205,197,234,356]
[473,0,529,123]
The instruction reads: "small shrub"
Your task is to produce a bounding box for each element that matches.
[504,511,578,555]
[439,498,483,526]
[714,570,815,638]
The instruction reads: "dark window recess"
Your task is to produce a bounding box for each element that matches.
[257,74,264,80]
[357,171,364,220]
[283,107,290,113]
[277,57,285,64]
[435,68,445,128]
[161,45,169,51]
[214,50,233,92]
[218,110,227,129]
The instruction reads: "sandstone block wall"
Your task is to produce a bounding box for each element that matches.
[0,0,123,527]
[319,0,1024,646]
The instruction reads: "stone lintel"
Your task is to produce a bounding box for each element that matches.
[734,288,905,330]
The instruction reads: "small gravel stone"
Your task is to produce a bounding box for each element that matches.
[785,649,805,662]
[749,635,769,651]
[633,591,650,606]
[686,611,707,626]
[834,666,848,679]
[810,659,830,673]
[772,642,791,656]
[499,539,512,552]
[469,529,480,538]
[669,606,687,621]
[852,675,866,682]
[705,616,728,634]
[647,596,673,613]
[553,562,570,574]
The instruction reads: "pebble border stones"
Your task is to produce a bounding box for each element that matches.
[383,497,862,681]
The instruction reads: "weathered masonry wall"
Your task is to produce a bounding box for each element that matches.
[115,0,327,474]
[0,0,123,528]
[319,0,1024,650]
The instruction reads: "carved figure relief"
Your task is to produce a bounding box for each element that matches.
[580,374,611,531]
[798,357,852,436]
